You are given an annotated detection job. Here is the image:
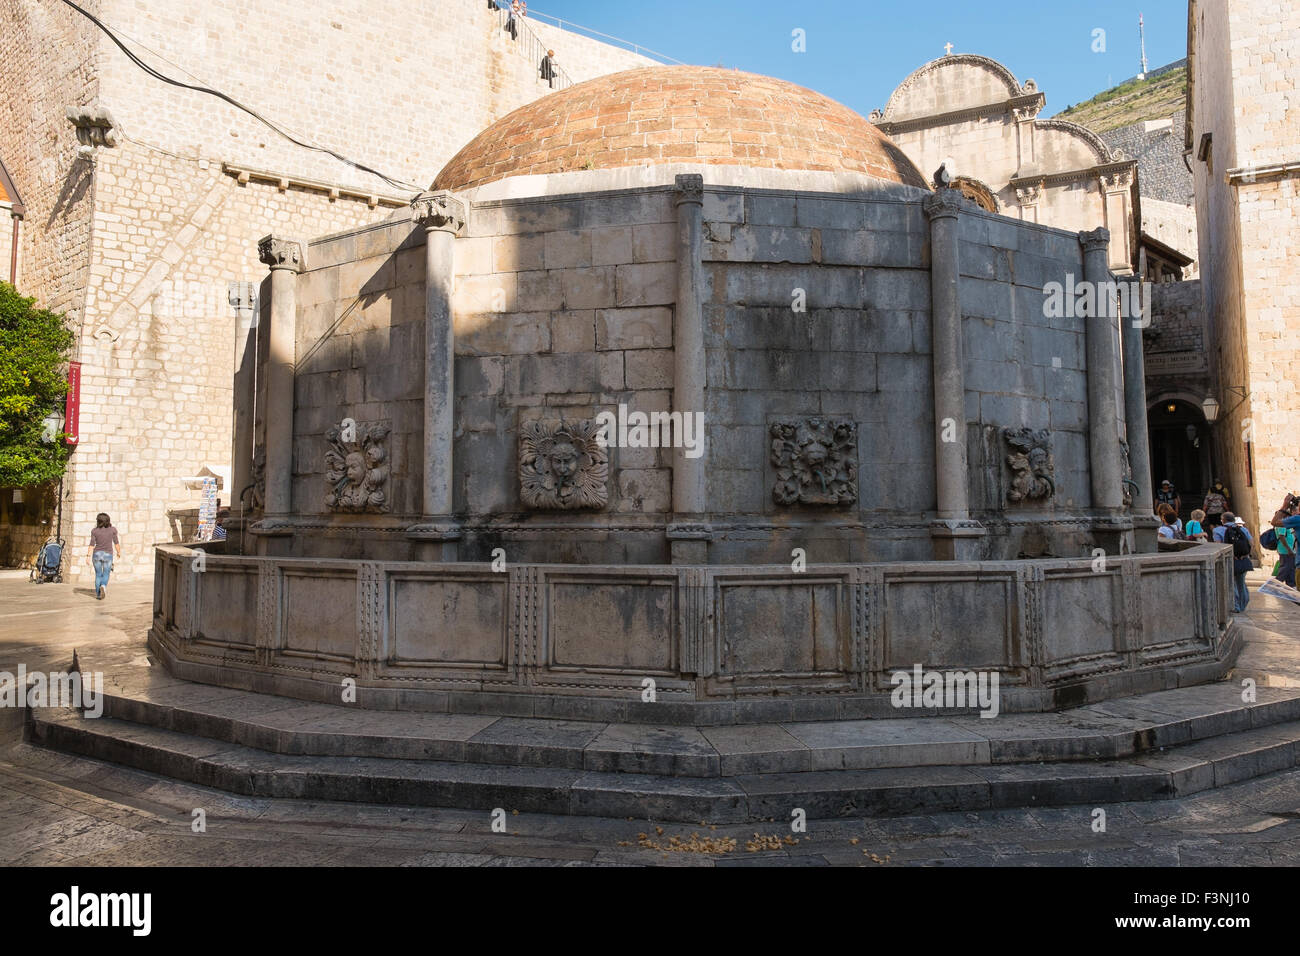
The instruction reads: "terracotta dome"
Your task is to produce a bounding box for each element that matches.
[433,66,929,192]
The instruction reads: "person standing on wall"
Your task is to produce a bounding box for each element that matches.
[87,512,122,601]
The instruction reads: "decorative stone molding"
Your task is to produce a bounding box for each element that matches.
[1003,427,1055,504]
[674,173,704,205]
[1100,168,1136,191]
[770,419,858,507]
[249,447,267,512]
[1012,104,1041,122]
[66,106,120,149]
[1078,227,1111,254]
[324,420,391,513]
[922,188,967,221]
[1015,183,1043,205]
[1120,439,1138,509]
[879,54,1036,121]
[411,190,466,233]
[519,419,609,510]
[257,235,303,272]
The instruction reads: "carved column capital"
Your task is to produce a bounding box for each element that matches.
[923,188,967,221]
[674,173,704,206]
[1100,169,1135,191]
[257,235,303,272]
[1078,227,1111,254]
[411,190,466,233]
[1015,184,1042,205]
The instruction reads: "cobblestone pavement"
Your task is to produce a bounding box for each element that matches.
[1,568,1298,867]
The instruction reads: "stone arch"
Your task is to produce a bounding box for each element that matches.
[879,54,1033,120]
[952,176,999,212]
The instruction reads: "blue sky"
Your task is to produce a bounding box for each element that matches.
[531,1,1189,118]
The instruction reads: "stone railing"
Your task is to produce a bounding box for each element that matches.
[150,543,1238,723]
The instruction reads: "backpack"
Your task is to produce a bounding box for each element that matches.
[1261,527,1279,551]
[1224,526,1251,559]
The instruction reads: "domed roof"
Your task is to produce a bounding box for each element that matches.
[433,66,929,193]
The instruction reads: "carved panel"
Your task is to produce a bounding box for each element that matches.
[770,419,858,507]
[1003,427,1055,504]
[519,419,609,510]
[324,420,391,513]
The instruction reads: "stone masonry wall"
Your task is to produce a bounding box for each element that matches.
[0,0,652,578]
[1191,0,1300,539]
[1228,0,1300,533]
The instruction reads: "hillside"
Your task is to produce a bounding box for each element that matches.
[1055,62,1187,133]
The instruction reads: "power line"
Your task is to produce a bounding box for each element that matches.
[58,0,422,193]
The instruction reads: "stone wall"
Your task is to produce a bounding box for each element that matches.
[150,541,1238,720]
[0,0,652,578]
[1144,279,1209,402]
[1189,0,1300,538]
[1101,113,1195,207]
[257,176,1135,566]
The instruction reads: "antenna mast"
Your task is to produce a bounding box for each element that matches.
[1138,13,1149,80]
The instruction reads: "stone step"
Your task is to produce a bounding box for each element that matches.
[27,708,1300,822]
[88,682,1300,778]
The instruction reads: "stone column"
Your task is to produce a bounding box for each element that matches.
[406,191,466,560]
[923,189,985,560]
[1121,274,1159,543]
[229,280,259,543]
[1101,170,1136,275]
[256,236,302,527]
[667,174,711,564]
[1079,228,1129,549]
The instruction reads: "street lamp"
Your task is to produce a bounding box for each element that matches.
[40,407,65,444]
[1201,395,1220,424]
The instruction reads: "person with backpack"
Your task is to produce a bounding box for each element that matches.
[1203,480,1231,531]
[1221,516,1254,612]
[1268,494,1300,588]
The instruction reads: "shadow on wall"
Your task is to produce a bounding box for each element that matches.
[0,482,59,567]
[166,507,200,542]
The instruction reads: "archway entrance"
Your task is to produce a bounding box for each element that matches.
[1147,398,1213,520]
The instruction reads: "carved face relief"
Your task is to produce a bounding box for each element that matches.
[1003,427,1055,504]
[770,419,858,507]
[520,420,609,510]
[324,420,391,513]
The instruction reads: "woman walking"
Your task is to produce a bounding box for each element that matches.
[87,513,121,600]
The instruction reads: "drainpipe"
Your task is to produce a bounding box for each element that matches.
[8,206,23,285]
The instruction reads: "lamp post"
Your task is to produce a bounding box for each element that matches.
[40,407,65,542]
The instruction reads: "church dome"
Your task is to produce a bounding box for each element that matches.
[433,66,929,192]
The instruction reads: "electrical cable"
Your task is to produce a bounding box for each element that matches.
[59,0,422,193]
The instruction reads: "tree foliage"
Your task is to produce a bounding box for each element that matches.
[0,282,75,487]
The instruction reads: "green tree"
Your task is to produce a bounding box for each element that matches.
[0,282,75,487]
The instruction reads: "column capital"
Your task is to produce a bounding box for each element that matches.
[411,191,466,233]
[674,173,704,206]
[1078,227,1111,254]
[922,188,966,221]
[257,235,303,272]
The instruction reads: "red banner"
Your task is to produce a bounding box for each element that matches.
[65,361,80,446]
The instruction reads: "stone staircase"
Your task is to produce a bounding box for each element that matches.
[25,675,1300,823]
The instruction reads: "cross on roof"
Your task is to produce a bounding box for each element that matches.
[944,42,954,55]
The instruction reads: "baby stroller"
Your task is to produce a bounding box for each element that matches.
[30,537,65,583]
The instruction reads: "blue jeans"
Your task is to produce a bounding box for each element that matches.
[92,551,113,592]
[1278,553,1296,588]
[1234,571,1250,612]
